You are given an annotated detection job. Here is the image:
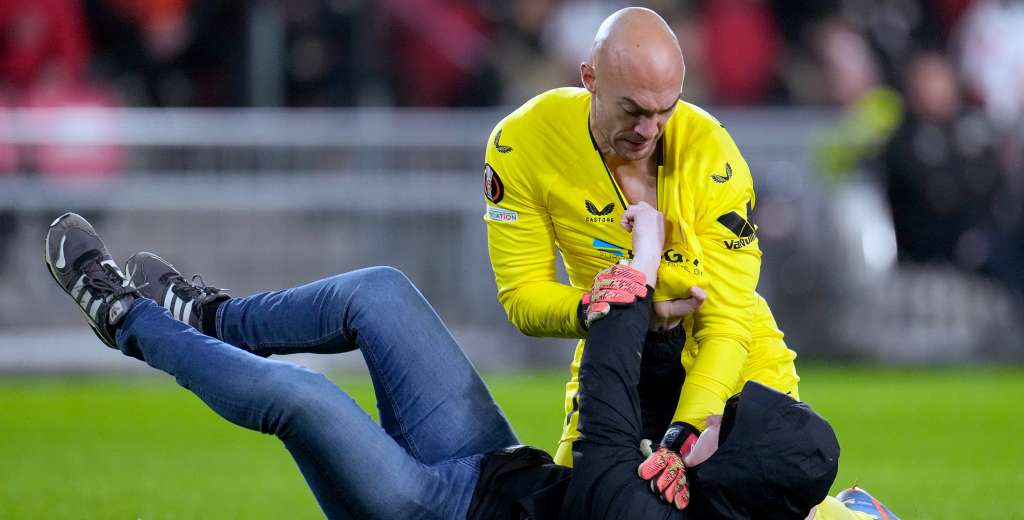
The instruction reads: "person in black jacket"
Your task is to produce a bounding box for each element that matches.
[45,208,842,519]
[503,203,842,520]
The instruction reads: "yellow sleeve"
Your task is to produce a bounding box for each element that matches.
[483,127,585,338]
[672,126,762,429]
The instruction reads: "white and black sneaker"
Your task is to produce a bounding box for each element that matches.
[45,213,138,350]
[124,252,229,335]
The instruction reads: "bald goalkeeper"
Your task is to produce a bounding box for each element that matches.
[483,5,800,489]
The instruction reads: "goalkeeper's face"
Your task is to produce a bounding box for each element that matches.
[591,79,680,161]
[582,36,684,161]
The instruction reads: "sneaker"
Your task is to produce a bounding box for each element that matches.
[44,213,138,349]
[123,252,229,334]
[836,486,901,520]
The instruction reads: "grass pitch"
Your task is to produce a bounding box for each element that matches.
[1,365,1022,519]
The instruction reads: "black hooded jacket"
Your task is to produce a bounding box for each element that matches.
[468,292,838,519]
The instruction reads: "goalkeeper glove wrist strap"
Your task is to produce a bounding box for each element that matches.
[661,421,701,455]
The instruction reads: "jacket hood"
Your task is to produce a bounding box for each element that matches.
[688,381,840,519]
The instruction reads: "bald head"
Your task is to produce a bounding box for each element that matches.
[582,8,684,161]
[590,7,684,96]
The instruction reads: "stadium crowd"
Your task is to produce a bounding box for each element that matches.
[1,0,1023,296]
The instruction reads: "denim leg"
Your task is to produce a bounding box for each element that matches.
[216,266,519,464]
[117,298,482,519]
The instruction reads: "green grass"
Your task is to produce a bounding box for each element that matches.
[1,366,1022,518]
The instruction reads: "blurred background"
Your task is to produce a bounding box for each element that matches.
[1,0,1021,371]
[2,1,1024,518]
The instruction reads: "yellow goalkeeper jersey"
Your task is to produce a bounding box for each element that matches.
[483,88,799,466]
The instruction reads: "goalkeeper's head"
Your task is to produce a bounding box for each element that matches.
[686,381,841,520]
[581,7,684,162]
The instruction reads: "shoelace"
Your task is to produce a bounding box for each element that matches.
[81,255,138,302]
[168,273,226,302]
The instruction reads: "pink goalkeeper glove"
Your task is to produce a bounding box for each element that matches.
[637,421,700,510]
[581,263,648,328]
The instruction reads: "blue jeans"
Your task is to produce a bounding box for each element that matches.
[116,266,519,519]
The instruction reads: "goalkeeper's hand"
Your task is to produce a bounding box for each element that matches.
[581,263,648,327]
[637,421,700,509]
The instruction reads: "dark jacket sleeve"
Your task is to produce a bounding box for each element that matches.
[560,291,686,520]
[639,325,686,440]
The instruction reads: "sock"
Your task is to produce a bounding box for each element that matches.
[200,297,227,338]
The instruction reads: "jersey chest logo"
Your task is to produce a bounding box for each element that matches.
[584,200,615,223]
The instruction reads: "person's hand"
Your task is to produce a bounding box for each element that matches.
[637,421,700,509]
[683,415,721,467]
[651,287,707,331]
[621,202,664,283]
[621,201,665,262]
